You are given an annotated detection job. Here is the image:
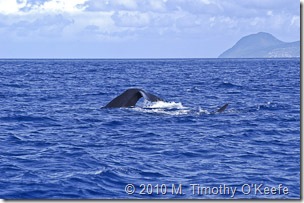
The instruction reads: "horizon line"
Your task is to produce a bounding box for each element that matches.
[0,57,300,60]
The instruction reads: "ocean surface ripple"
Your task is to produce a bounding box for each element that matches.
[0,59,300,199]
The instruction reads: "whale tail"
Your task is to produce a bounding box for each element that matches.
[104,88,163,108]
[103,88,229,113]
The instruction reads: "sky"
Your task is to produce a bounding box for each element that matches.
[0,0,300,58]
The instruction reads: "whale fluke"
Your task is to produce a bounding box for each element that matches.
[104,88,229,113]
[104,88,163,108]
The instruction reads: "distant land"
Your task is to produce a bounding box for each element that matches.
[218,32,300,58]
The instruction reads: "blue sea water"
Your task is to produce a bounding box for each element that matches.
[0,58,300,199]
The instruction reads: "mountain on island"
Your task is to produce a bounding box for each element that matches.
[218,32,300,58]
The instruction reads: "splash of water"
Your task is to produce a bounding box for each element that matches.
[144,100,187,109]
[133,100,191,115]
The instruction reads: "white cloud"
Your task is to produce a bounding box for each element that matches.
[149,0,166,12]
[200,0,211,5]
[38,0,88,13]
[115,0,137,10]
[112,11,150,28]
[0,0,300,57]
[267,10,273,16]
[0,0,26,14]
[291,16,300,27]
[63,11,115,38]
[250,17,265,26]
[0,0,89,14]
[84,0,139,11]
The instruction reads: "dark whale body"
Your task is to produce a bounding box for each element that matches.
[215,103,229,113]
[105,88,163,108]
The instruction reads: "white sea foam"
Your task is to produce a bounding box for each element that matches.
[198,106,210,115]
[144,100,187,109]
[133,100,191,115]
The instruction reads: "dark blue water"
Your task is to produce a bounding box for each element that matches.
[0,59,300,199]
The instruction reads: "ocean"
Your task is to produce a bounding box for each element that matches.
[0,58,300,199]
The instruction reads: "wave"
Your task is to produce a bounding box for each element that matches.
[221,101,289,114]
[129,100,232,116]
[0,115,57,122]
[144,100,186,109]
[105,99,284,116]
[217,82,243,89]
[133,101,191,116]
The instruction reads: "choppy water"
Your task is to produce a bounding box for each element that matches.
[0,58,300,199]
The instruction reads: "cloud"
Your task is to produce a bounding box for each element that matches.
[0,0,88,14]
[36,0,88,13]
[0,0,300,57]
[112,11,150,28]
[290,16,300,27]
[0,0,26,14]
[84,0,138,11]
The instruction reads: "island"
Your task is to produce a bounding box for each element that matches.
[218,32,300,58]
